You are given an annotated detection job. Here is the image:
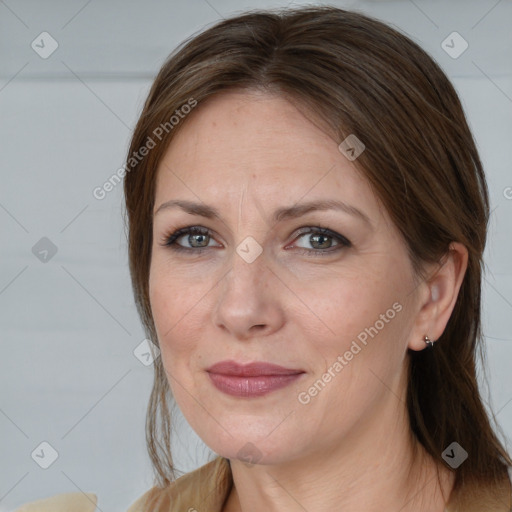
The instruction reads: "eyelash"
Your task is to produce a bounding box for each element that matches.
[160,225,352,257]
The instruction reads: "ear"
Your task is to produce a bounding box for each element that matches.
[408,242,468,351]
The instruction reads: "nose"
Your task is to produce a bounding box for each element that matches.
[212,248,285,341]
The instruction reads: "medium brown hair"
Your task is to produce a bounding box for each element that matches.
[123,4,512,503]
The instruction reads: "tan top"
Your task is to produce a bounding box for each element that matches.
[13,456,512,512]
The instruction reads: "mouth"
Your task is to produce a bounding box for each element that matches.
[206,360,305,398]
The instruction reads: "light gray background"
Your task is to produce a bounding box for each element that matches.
[1,0,511,510]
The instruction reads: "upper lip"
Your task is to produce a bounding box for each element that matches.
[206,360,304,377]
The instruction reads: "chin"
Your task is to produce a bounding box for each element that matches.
[197,419,308,466]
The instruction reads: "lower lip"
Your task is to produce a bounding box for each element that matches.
[207,372,304,397]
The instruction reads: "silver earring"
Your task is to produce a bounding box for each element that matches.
[424,335,435,348]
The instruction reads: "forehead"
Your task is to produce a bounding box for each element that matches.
[154,90,382,223]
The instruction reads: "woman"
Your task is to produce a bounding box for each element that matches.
[15,5,512,512]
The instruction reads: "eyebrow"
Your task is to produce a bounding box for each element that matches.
[154,198,372,226]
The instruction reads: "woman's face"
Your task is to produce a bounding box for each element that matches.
[149,90,426,465]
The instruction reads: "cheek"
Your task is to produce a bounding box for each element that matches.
[148,262,213,387]
[149,256,201,333]
[149,286,195,404]
[149,267,192,358]
[298,278,410,425]
[309,271,397,330]
[303,267,412,376]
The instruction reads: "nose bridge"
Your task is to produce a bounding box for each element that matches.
[220,192,270,293]
[212,241,284,338]
[222,242,268,302]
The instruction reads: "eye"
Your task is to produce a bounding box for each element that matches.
[288,227,351,256]
[161,226,220,253]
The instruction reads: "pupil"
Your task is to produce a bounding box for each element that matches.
[191,234,207,247]
[313,234,330,249]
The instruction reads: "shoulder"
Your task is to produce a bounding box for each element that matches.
[127,456,232,512]
[13,492,97,512]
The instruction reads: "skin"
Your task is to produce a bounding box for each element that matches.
[149,90,467,512]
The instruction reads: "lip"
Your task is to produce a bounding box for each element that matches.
[207,360,304,376]
[206,361,305,398]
